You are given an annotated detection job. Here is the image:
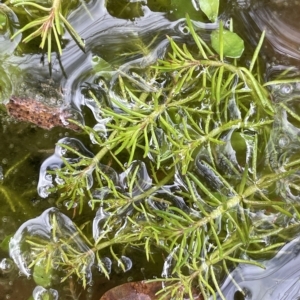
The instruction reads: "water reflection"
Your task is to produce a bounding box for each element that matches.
[219,235,300,299]
[0,0,219,116]
[235,0,300,63]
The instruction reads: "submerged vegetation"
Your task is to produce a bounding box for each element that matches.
[8,0,85,62]
[3,0,300,299]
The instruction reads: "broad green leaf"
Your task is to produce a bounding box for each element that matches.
[33,262,52,287]
[199,0,219,22]
[211,29,244,58]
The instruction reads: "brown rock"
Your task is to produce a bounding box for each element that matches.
[6,96,80,131]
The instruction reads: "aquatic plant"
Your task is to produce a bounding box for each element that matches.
[7,0,85,62]
[0,152,34,213]
[6,1,300,299]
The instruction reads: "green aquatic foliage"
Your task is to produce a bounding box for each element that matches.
[199,0,219,22]
[33,261,53,287]
[0,152,33,212]
[5,0,218,63]
[10,15,300,300]
[210,22,244,58]
[8,0,85,62]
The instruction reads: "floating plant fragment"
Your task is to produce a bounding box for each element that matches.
[9,208,94,287]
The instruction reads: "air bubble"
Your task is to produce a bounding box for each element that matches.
[280,84,293,95]
[92,56,100,64]
[224,19,231,28]
[93,207,111,241]
[177,23,189,35]
[55,176,64,185]
[45,174,52,181]
[99,257,112,274]
[162,246,177,278]
[55,145,66,157]
[38,185,52,198]
[32,286,59,300]
[120,256,132,272]
[278,135,290,148]
[0,258,14,273]
[86,170,94,190]
[64,201,77,209]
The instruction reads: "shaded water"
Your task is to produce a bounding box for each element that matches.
[2,0,300,299]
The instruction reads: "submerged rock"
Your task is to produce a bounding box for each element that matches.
[6,96,81,131]
[219,236,300,299]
